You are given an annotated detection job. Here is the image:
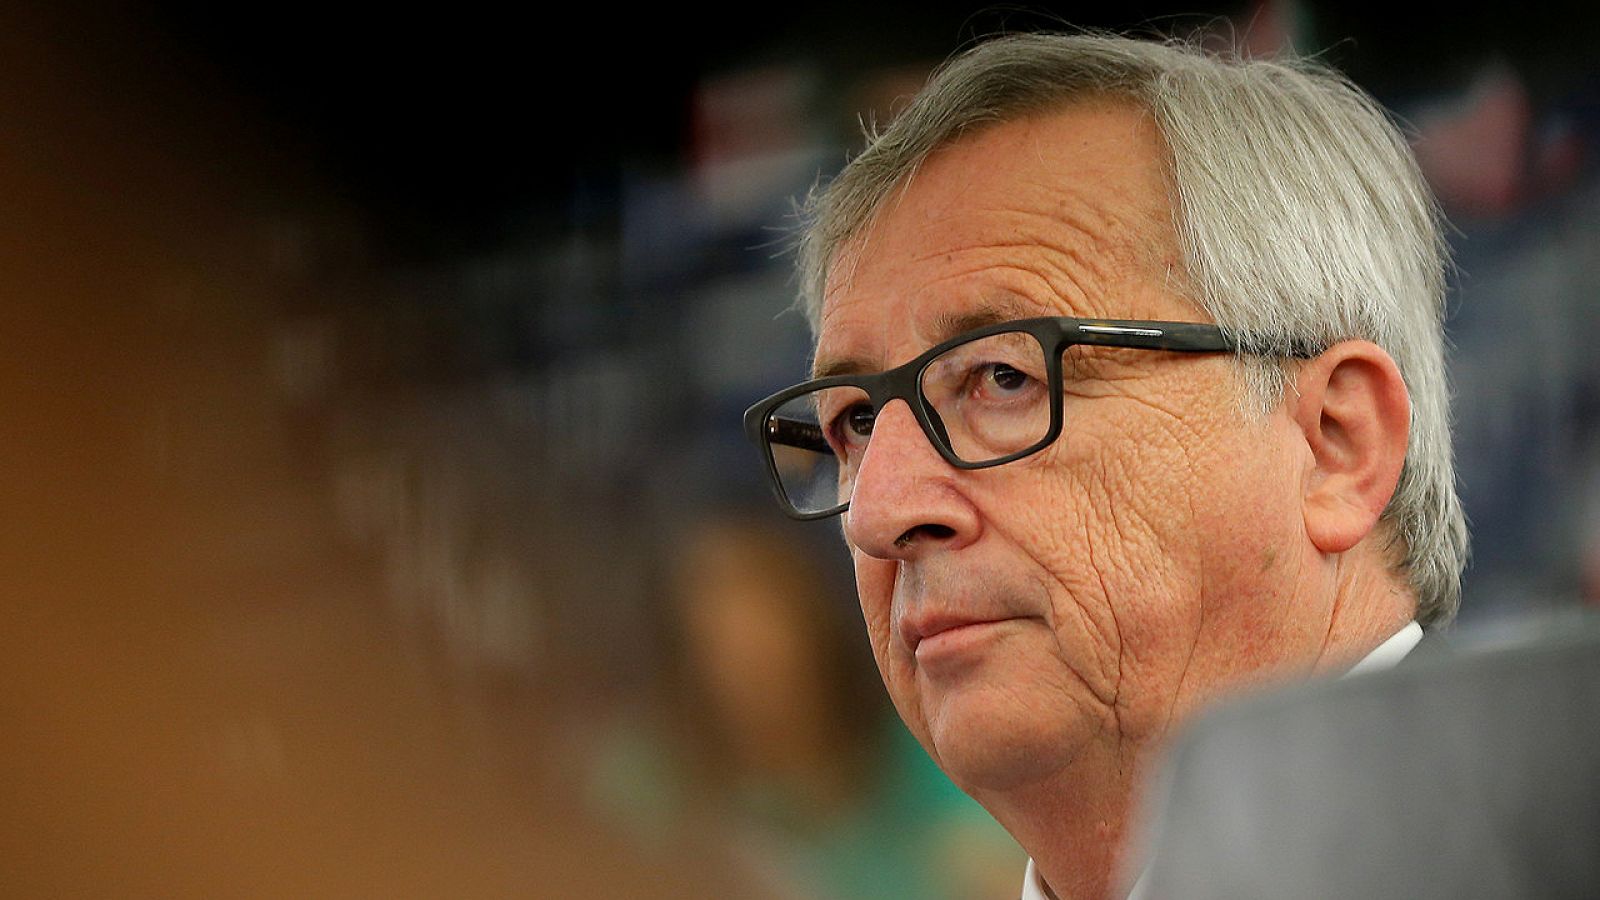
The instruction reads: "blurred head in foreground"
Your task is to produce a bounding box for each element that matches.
[743,31,1467,899]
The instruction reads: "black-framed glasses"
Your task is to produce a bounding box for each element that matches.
[743,317,1239,520]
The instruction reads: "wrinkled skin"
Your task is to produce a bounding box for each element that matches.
[815,100,1349,894]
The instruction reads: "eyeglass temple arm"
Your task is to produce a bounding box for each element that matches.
[767,416,833,455]
[1073,321,1235,351]
[1073,321,1319,358]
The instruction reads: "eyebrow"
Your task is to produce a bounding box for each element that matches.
[929,299,1031,343]
[811,297,1034,380]
[811,355,875,381]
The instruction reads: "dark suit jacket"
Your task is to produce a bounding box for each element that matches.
[1130,612,1600,899]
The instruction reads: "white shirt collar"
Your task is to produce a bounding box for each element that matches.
[1341,620,1424,677]
[1018,621,1423,900]
[1020,857,1050,900]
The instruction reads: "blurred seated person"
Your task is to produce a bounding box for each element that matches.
[588,511,1023,900]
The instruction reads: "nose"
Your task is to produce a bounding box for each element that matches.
[843,399,981,559]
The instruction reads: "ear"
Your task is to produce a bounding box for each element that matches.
[1289,341,1410,555]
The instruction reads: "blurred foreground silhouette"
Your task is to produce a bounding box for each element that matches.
[0,8,739,896]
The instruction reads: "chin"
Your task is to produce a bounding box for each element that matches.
[923,696,1092,795]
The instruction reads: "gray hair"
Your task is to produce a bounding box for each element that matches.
[797,32,1468,626]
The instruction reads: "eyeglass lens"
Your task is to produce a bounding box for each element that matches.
[764,330,1053,515]
[919,330,1051,463]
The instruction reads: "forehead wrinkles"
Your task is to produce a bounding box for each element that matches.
[911,207,1165,316]
[817,104,1186,360]
[818,196,1172,366]
[835,151,1169,283]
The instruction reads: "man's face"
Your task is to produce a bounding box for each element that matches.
[815,101,1328,797]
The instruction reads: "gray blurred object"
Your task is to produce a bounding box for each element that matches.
[1133,613,1600,899]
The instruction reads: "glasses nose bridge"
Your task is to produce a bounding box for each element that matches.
[862,378,950,463]
[862,352,962,463]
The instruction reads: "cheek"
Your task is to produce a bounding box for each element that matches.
[851,550,935,738]
[1000,406,1205,602]
[851,551,899,667]
[981,399,1259,726]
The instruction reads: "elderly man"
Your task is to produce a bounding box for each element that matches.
[743,32,1468,900]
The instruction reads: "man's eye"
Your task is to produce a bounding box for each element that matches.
[970,362,1040,399]
[844,404,877,439]
[827,402,876,451]
[986,363,1030,392]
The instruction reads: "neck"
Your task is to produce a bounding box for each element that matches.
[1314,544,1418,674]
[999,554,1417,899]
[974,742,1149,900]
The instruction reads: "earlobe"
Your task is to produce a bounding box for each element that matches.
[1291,341,1411,555]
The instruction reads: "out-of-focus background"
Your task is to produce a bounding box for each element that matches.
[4,1,1598,896]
